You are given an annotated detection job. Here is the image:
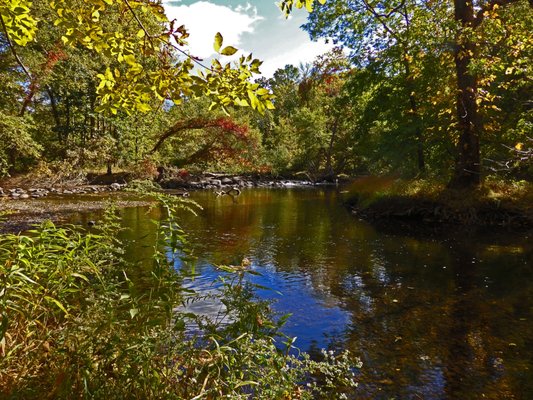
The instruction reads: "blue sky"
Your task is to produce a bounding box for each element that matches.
[163,1,333,77]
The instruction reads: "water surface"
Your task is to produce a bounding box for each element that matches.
[90,188,532,399]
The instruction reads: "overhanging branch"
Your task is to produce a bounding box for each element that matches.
[473,0,523,27]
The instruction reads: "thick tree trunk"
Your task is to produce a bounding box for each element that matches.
[449,0,481,188]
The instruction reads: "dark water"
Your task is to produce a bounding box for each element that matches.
[79,188,532,399]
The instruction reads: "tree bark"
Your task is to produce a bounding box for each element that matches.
[405,62,425,174]
[449,0,481,188]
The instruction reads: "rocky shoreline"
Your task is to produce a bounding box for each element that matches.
[2,172,530,231]
[157,172,322,191]
[0,182,127,200]
[0,173,327,233]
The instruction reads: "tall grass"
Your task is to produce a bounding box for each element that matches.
[0,198,360,399]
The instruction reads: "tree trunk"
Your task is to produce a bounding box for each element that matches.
[46,88,63,143]
[407,79,425,174]
[325,116,339,179]
[401,8,425,175]
[449,0,481,188]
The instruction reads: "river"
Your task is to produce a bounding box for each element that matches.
[75,187,533,399]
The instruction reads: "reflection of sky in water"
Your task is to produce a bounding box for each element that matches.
[248,262,351,351]
[174,254,351,351]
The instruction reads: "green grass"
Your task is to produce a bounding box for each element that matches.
[346,176,532,210]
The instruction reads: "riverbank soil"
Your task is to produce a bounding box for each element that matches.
[344,178,533,229]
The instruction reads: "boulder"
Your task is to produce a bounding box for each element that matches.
[159,178,185,189]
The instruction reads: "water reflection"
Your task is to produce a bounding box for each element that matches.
[111,188,531,399]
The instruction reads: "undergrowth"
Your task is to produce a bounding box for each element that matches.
[0,196,360,399]
[346,176,532,210]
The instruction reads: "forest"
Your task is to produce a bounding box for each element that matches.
[0,0,530,188]
[1,0,532,398]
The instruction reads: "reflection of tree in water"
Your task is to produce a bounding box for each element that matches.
[444,242,489,398]
[337,231,533,399]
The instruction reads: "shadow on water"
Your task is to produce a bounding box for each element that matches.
[70,188,532,399]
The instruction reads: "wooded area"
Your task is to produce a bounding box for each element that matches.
[0,0,531,189]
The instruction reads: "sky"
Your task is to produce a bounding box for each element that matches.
[162,1,333,77]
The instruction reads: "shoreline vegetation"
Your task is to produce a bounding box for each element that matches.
[344,177,533,230]
[0,196,360,399]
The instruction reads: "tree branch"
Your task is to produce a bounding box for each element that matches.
[473,0,523,27]
[0,13,32,80]
[361,0,406,44]
[150,118,219,154]
[123,0,212,71]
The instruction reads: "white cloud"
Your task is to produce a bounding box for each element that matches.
[260,39,334,77]
[163,1,262,59]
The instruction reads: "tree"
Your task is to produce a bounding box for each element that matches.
[303,0,450,174]
[448,0,530,188]
[254,49,355,178]
[0,0,273,115]
[286,0,532,187]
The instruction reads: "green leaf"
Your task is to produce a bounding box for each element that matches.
[129,308,139,318]
[71,273,89,282]
[123,54,136,65]
[135,102,151,112]
[45,296,69,316]
[214,32,223,53]
[221,46,238,56]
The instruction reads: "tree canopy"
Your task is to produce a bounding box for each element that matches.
[298,0,532,187]
[0,0,530,185]
[1,0,273,115]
